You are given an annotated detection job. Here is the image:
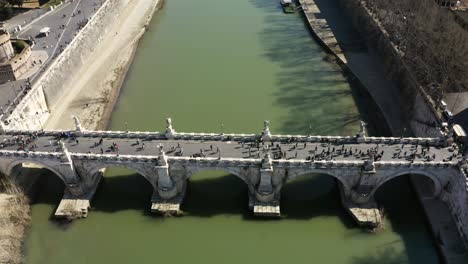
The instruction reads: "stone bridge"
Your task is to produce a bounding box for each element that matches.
[0,118,466,228]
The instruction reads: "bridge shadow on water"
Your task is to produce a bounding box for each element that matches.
[368,175,439,264]
[183,171,353,226]
[28,170,439,263]
[248,0,390,136]
[29,169,353,225]
[28,168,439,263]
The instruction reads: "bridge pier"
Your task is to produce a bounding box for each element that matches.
[151,160,187,215]
[54,166,102,220]
[151,184,185,216]
[339,169,382,228]
[249,154,281,217]
[151,183,185,216]
[340,185,382,228]
[248,193,281,217]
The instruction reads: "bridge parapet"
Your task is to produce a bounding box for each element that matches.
[0,119,464,223]
[0,128,446,147]
[0,150,62,159]
[375,161,459,167]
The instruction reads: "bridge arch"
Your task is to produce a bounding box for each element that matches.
[5,159,67,185]
[185,167,249,185]
[370,170,442,198]
[85,163,158,189]
[286,169,353,198]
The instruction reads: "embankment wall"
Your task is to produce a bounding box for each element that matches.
[339,0,468,250]
[338,0,442,137]
[4,0,130,130]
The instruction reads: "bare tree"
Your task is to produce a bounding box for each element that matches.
[363,0,468,99]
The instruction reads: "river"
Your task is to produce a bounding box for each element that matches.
[24,0,439,263]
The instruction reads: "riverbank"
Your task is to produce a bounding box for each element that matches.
[0,178,30,264]
[44,0,163,130]
[338,0,468,260]
[298,0,468,262]
[0,0,163,262]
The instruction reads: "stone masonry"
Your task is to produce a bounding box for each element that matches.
[0,118,465,229]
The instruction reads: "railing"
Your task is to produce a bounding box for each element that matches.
[1,129,446,146]
[0,149,460,169]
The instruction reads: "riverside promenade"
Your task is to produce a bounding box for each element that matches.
[298,0,406,136]
[297,0,468,261]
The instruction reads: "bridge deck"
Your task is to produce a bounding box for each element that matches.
[0,132,459,164]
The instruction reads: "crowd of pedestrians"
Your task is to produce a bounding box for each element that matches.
[0,133,462,165]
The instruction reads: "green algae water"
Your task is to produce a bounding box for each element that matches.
[24,0,439,263]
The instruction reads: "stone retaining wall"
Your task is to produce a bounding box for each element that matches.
[4,0,130,130]
[339,0,468,250]
[3,85,49,130]
[338,0,443,137]
[38,0,129,109]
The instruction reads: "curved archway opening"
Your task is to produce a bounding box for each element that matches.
[90,166,154,214]
[6,162,65,208]
[373,174,439,262]
[281,173,351,224]
[184,170,248,217]
[374,173,438,208]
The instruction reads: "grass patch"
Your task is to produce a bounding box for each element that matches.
[41,0,63,9]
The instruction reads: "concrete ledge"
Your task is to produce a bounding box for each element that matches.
[150,184,186,216]
[253,205,280,217]
[55,199,89,219]
[339,184,381,228]
[344,202,381,228]
[151,203,181,215]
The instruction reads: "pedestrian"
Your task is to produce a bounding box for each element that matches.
[100,148,103,154]
[76,139,79,144]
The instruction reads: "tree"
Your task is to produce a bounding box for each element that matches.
[363,0,468,99]
[6,0,22,8]
[0,0,12,21]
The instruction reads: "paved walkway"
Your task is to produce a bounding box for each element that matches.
[297,0,468,261]
[298,0,406,135]
[0,131,460,164]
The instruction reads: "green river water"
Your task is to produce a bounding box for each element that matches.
[24,0,439,263]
